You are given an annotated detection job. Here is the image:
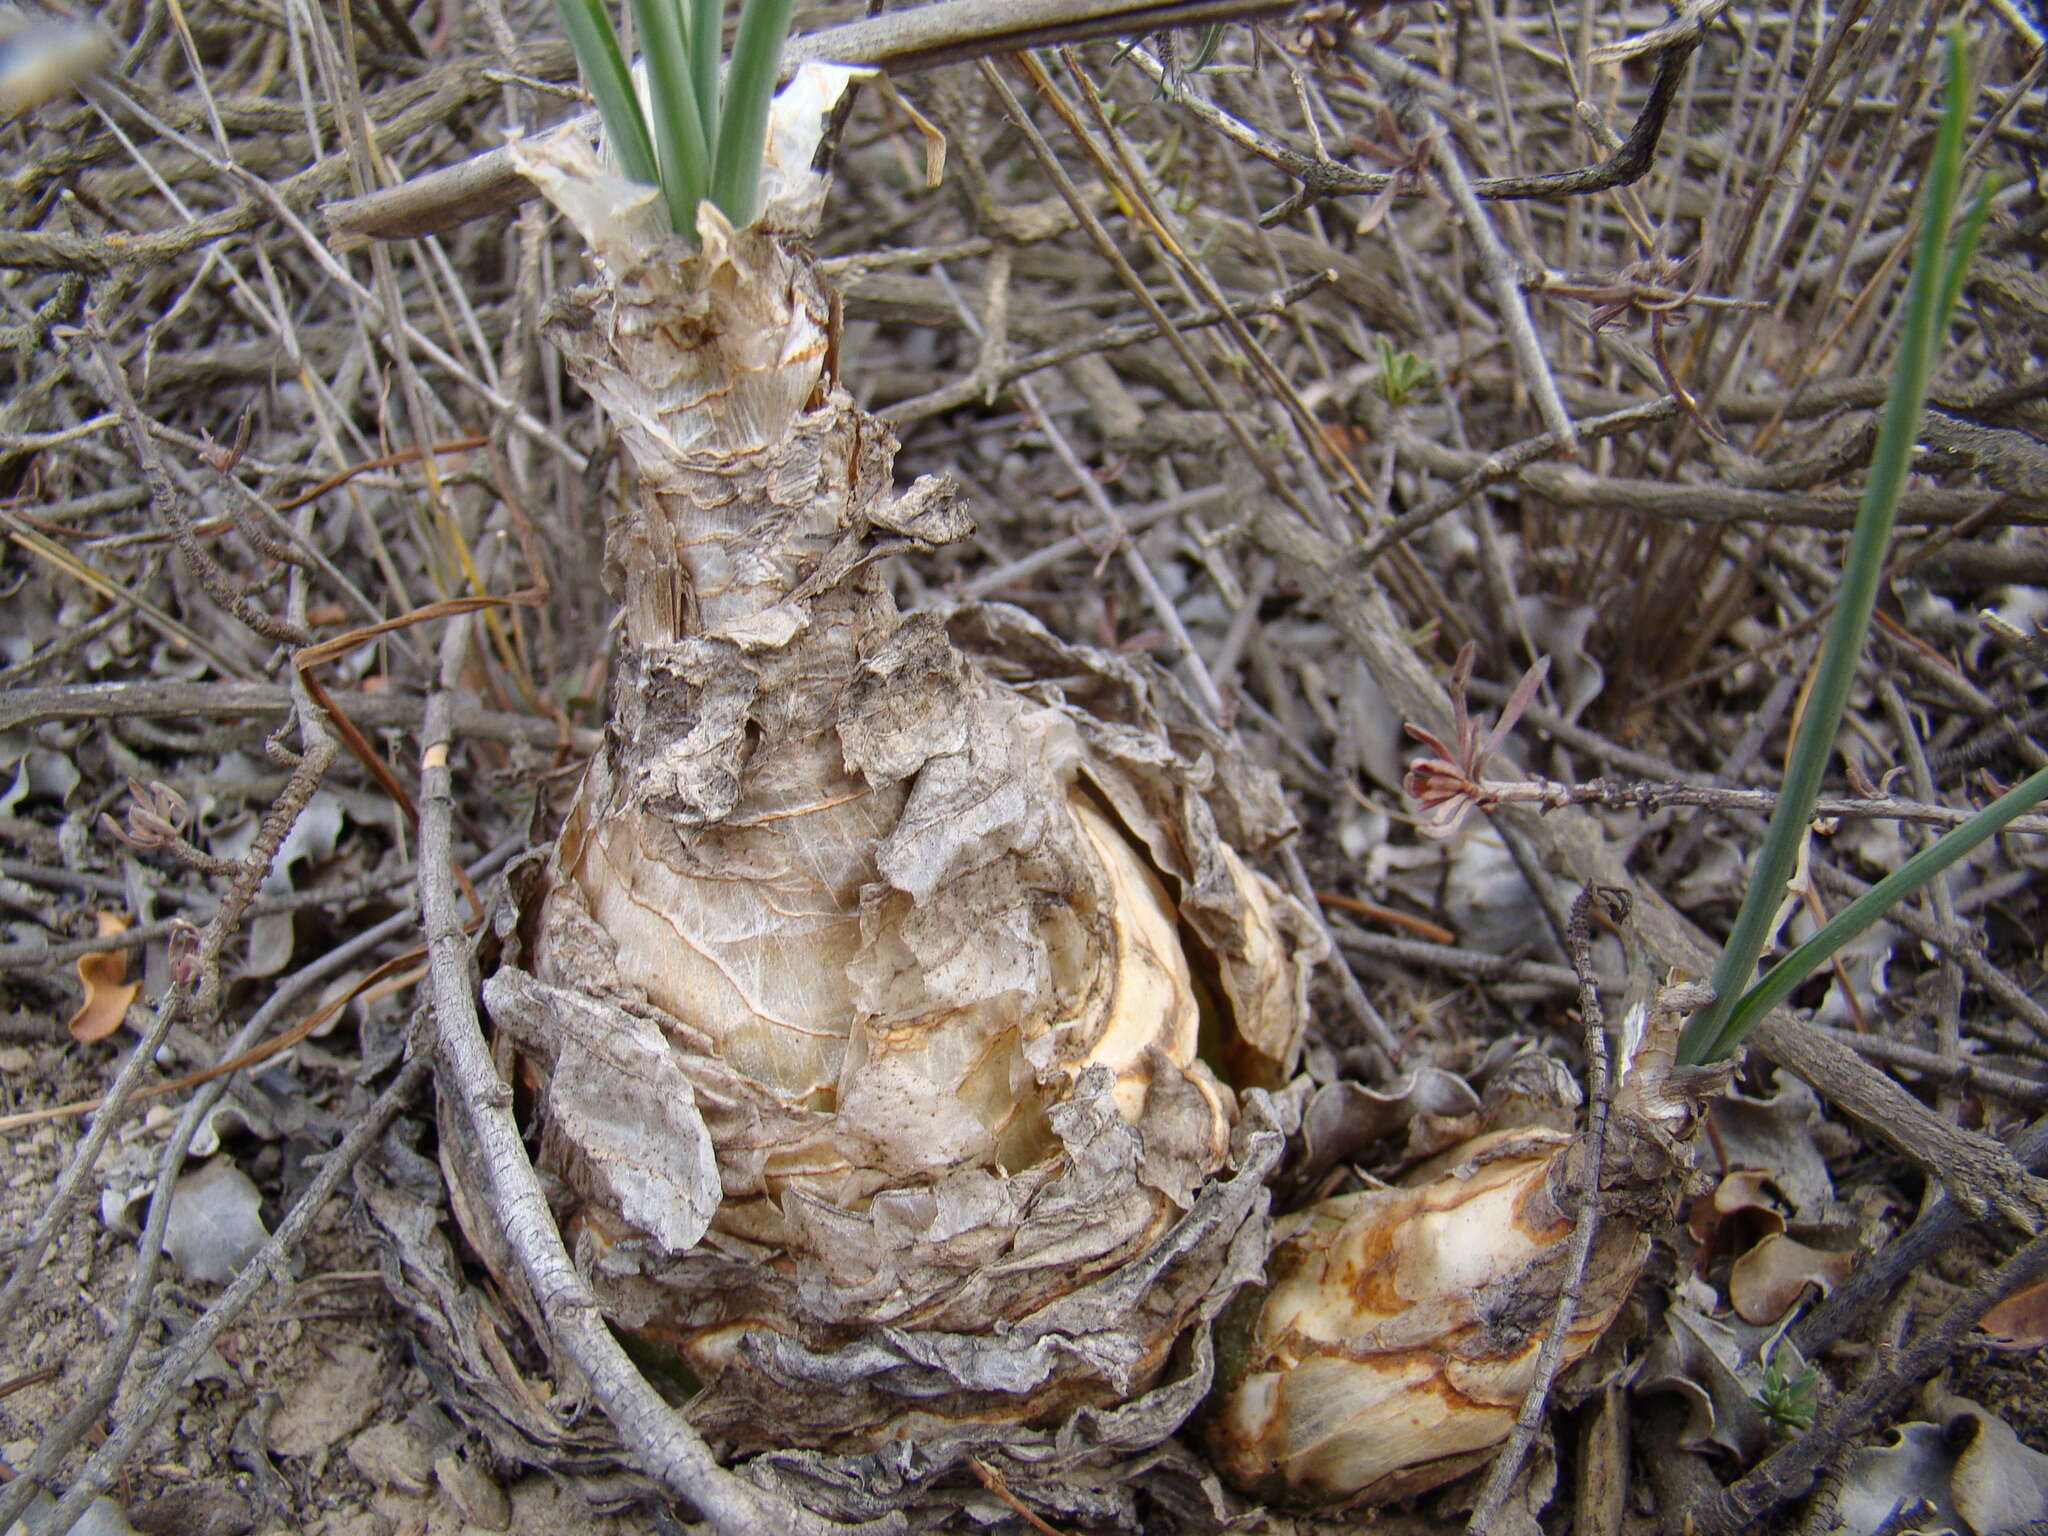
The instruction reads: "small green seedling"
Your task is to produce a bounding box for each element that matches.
[1751,1344,1821,1436]
[1676,28,2048,1066]
[1114,24,1227,99]
[1371,337,1434,407]
[1161,23,1226,95]
[554,0,797,237]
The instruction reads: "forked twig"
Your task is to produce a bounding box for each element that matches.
[1132,13,1703,223]
[1357,398,1681,571]
[982,53,1316,526]
[884,270,1333,427]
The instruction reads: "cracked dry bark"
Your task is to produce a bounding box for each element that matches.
[428,94,1321,1522]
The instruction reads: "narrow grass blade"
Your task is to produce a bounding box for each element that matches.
[1677,29,1981,1066]
[710,0,795,225]
[690,0,722,154]
[1711,764,2048,1054]
[630,0,712,233]
[1939,180,1996,323]
[554,0,659,189]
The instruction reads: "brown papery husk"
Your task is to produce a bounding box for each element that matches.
[435,125,1320,1488]
[1200,987,1731,1507]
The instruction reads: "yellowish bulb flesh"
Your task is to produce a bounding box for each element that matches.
[1206,1129,1649,1506]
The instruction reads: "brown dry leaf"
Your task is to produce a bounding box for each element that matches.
[1729,1232,1857,1324]
[1686,1168,1784,1253]
[1949,1404,2048,1535]
[67,911,139,1043]
[1706,1073,1839,1217]
[1636,1290,1781,1461]
[1977,1276,2048,1349]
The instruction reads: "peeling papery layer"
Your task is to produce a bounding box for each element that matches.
[415,1014,1297,1507]
[497,586,1321,1447]
[513,60,874,256]
[468,367,1312,1460]
[745,1329,1256,1530]
[455,146,1317,1497]
[682,1089,1296,1458]
[936,604,1323,1091]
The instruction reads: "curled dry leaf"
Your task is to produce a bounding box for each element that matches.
[68,910,139,1043]
[359,1163,626,1476]
[1824,1421,1966,1536]
[1636,1286,1804,1462]
[1976,1275,2048,1349]
[1687,1168,1785,1263]
[1728,1232,1856,1325]
[1705,1072,1839,1220]
[1948,1402,2048,1535]
[1817,1397,2048,1536]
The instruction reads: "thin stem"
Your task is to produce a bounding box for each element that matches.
[554,0,659,188]
[631,0,712,230]
[711,0,795,224]
[1465,887,1620,1535]
[1679,29,1980,1066]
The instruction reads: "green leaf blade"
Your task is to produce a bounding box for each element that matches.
[710,0,796,226]
[554,0,659,190]
[690,0,723,155]
[1678,25,1985,1066]
[629,0,713,234]
[1715,764,2048,1054]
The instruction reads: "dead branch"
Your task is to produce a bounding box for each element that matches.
[0,679,593,751]
[1133,19,1702,219]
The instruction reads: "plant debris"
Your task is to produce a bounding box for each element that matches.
[3,2,2047,1534]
